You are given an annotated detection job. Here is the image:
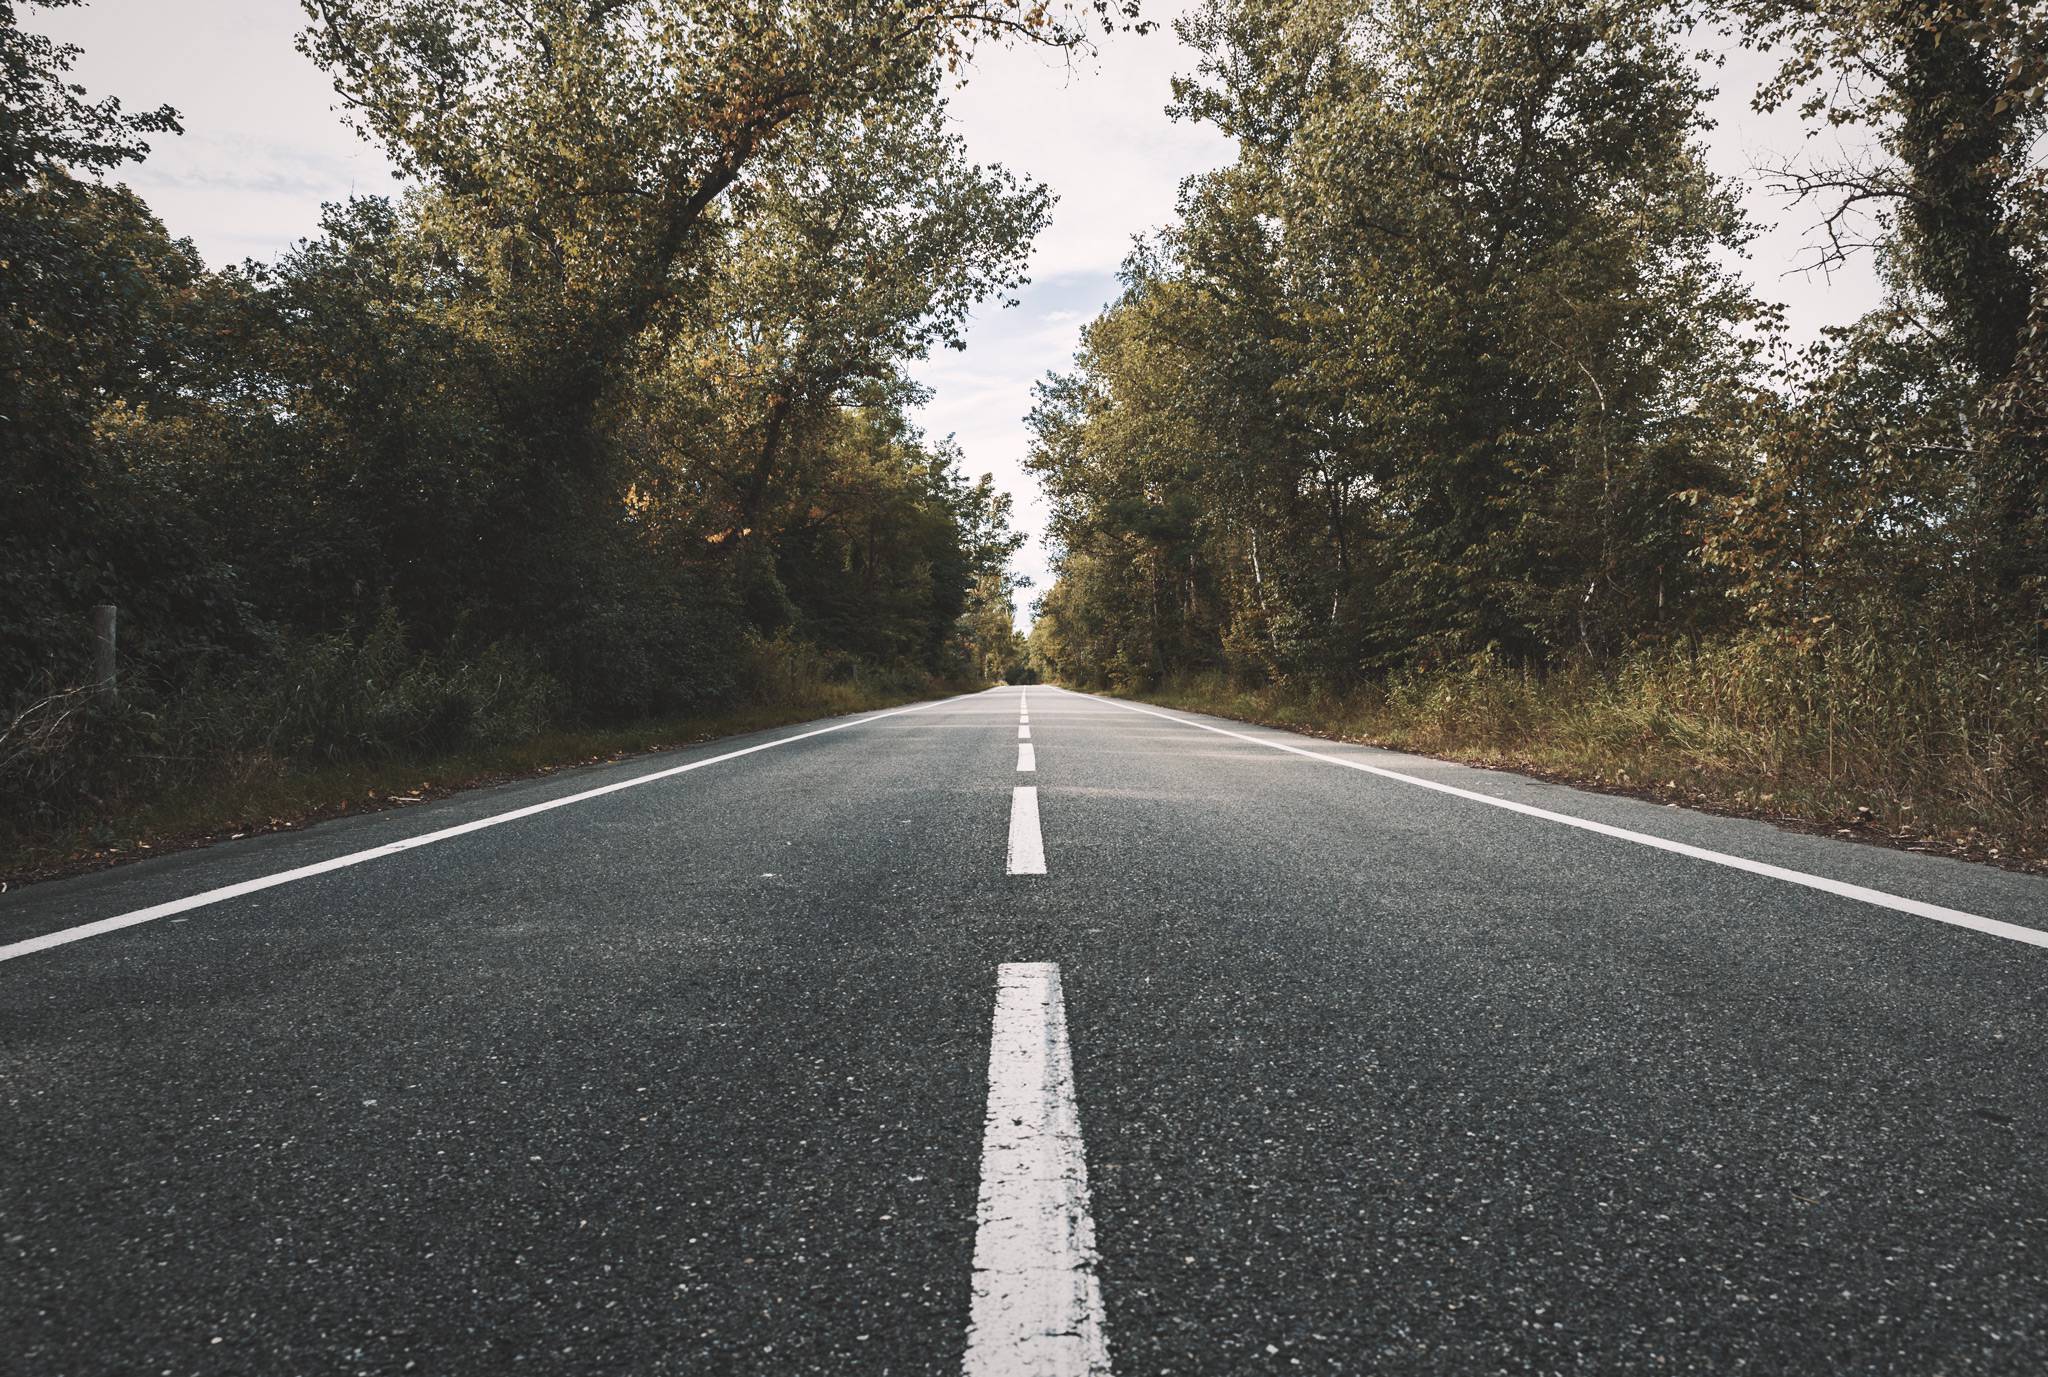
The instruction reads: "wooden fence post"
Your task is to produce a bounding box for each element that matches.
[92,604,118,707]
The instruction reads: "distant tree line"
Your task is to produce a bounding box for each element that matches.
[1026,0,2047,691]
[3,0,1091,833]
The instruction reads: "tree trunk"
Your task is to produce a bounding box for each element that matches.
[739,394,795,538]
[1896,3,2032,385]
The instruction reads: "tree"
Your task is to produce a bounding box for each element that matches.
[1,0,1066,841]
[1731,0,2046,384]
[297,0,1132,474]
[1721,0,2048,639]
[291,0,1107,666]
[1028,0,1760,689]
[629,97,1048,562]
[0,0,232,692]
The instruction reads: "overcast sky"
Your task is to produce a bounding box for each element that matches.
[36,0,1884,623]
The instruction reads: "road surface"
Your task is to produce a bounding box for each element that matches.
[4,685,2045,1374]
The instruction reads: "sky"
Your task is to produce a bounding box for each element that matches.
[35,0,1885,626]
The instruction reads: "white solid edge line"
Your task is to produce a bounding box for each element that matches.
[1019,725,1031,741]
[964,962,1111,1377]
[1018,744,1037,773]
[0,692,973,965]
[1008,785,1047,875]
[1077,689,2048,950]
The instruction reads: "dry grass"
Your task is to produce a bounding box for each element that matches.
[1139,631,2048,872]
[2,650,973,886]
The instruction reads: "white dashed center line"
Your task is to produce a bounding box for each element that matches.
[1018,744,1037,773]
[1019,724,1031,740]
[965,962,1111,1376]
[1007,786,1046,875]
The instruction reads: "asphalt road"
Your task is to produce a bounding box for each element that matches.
[4,685,2046,1375]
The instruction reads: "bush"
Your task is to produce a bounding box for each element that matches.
[1150,630,2048,865]
[0,599,957,868]
[518,546,747,723]
[0,610,560,853]
[253,610,560,762]
[739,631,943,709]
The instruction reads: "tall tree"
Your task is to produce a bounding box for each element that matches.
[1029,0,1759,688]
[297,0,1130,476]
[0,0,228,691]
[1724,0,2048,637]
[637,98,1048,546]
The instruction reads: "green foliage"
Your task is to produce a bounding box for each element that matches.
[1030,0,2046,712]
[0,611,557,846]
[1031,0,1761,689]
[1719,0,2048,637]
[243,612,560,764]
[1149,628,2048,865]
[1026,0,2045,869]
[1,3,238,692]
[2,0,1056,856]
[293,0,1094,484]
[0,0,176,184]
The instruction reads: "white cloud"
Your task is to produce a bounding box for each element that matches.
[937,13,1234,282]
[36,0,397,266]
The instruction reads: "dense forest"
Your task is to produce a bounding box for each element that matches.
[1026,0,2048,859]
[2,0,1081,856]
[6,0,2046,867]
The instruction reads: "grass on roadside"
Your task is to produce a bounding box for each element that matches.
[1133,631,2048,873]
[2,635,976,886]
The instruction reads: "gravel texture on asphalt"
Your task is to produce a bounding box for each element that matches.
[4,686,2045,1375]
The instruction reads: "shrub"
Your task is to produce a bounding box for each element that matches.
[0,610,560,853]
[1149,630,2048,865]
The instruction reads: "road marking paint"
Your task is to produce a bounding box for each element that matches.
[1018,744,1037,773]
[1007,786,1046,875]
[0,693,974,965]
[1020,713,1029,724]
[965,962,1110,1377]
[1080,690,2048,950]
[1019,725,1031,740]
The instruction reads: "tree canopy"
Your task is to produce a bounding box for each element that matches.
[2,0,1068,835]
[1027,0,2046,691]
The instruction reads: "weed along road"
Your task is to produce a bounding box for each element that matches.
[5,685,2048,1376]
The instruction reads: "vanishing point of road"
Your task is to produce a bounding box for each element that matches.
[4,686,2045,1374]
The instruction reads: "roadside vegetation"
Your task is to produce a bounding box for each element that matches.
[1144,633,2048,869]
[2,0,1065,872]
[1026,0,2048,865]
[2,634,970,884]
